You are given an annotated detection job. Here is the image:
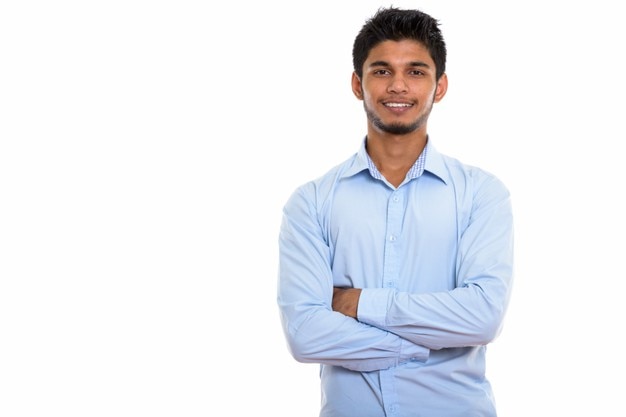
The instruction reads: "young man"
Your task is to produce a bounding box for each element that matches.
[277,7,514,417]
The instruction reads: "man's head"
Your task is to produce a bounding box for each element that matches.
[352,7,447,81]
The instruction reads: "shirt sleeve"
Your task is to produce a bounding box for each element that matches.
[357,174,515,350]
[277,183,430,372]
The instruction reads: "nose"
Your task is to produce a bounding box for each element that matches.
[388,75,408,93]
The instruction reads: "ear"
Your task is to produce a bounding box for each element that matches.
[433,73,448,103]
[351,72,363,100]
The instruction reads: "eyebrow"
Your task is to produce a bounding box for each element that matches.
[368,60,431,69]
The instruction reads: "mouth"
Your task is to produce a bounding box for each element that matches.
[383,102,413,108]
[383,101,414,114]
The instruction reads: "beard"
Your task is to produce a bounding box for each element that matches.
[363,99,434,135]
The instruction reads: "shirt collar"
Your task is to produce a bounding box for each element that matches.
[422,142,449,185]
[365,144,427,181]
[341,137,449,185]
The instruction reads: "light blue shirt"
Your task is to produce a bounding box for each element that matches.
[277,139,514,417]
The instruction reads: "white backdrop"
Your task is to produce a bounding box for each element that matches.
[1,1,625,416]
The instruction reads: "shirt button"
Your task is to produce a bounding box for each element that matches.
[389,235,396,241]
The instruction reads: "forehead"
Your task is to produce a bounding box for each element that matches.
[365,39,433,67]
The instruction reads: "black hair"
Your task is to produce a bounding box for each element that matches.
[352,7,447,80]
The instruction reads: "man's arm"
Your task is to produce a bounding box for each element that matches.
[349,175,514,350]
[278,184,429,372]
[332,287,361,318]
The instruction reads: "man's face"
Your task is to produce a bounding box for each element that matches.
[352,39,447,135]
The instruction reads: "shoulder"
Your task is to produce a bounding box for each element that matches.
[433,150,510,199]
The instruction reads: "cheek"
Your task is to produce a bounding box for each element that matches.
[362,94,378,110]
[361,80,383,98]
[361,85,381,104]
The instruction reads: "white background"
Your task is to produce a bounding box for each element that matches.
[1,1,625,416]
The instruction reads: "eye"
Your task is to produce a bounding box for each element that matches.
[373,69,391,76]
[409,69,425,76]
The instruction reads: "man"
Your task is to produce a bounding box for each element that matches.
[277,7,514,417]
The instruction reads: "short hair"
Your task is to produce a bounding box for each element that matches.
[352,7,447,80]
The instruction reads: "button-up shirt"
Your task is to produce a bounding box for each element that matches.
[278,139,514,417]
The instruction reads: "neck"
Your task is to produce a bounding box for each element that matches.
[366,131,428,187]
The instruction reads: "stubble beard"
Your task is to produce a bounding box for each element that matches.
[364,100,434,135]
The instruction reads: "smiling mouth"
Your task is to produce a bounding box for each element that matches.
[384,102,413,108]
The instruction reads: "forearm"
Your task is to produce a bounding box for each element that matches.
[332,287,361,318]
[357,280,511,350]
[332,281,508,350]
[279,299,428,371]
[280,250,427,372]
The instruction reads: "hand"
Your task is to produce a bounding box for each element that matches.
[332,287,362,318]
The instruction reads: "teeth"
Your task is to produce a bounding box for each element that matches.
[385,103,412,107]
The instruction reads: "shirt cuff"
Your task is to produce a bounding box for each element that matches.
[358,288,429,363]
[357,287,393,327]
